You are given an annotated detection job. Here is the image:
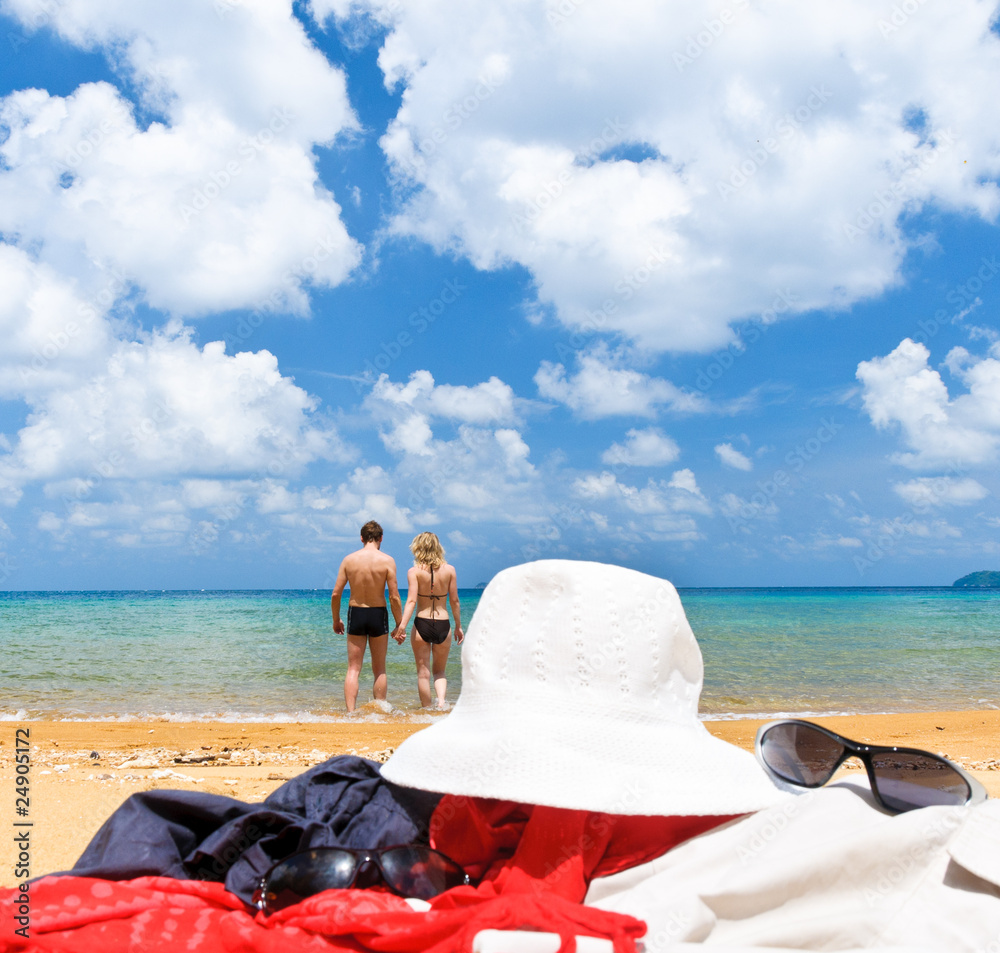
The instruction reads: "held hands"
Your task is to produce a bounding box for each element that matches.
[391,626,407,645]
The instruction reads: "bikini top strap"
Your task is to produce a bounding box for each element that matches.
[418,563,444,599]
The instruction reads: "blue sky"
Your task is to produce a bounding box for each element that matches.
[1,0,999,590]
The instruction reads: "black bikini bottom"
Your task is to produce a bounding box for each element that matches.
[414,616,450,645]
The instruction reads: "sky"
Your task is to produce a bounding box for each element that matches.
[1,0,999,591]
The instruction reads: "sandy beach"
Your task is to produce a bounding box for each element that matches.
[3,708,999,888]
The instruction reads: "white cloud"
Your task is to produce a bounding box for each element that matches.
[256,482,300,515]
[359,373,545,523]
[37,511,63,534]
[0,244,115,399]
[304,466,417,534]
[494,428,533,476]
[572,473,617,501]
[180,479,251,513]
[893,476,989,509]
[601,427,680,466]
[571,468,711,518]
[857,338,1000,468]
[715,442,753,471]
[0,325,341,491]
[805,533,865,550]
[318,0,1000,352]
[668,468,703,501]
[720,491,778,523]
[0,2,361,317]
[0,5,369,528]
[42,488,196,546]
[535,347,703,419]
[23,365,551,551]
[390,424,540,520]
[191,467,421,549]
[368,370,519,424]
[447,529,473,547]
[380,411,436,458]
[31,466,420,551]
[365,370,525,464]
[569,466,710,540]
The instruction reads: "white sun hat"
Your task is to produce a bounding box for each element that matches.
[382,559,792,816]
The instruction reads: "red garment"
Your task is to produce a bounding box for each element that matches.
[0,876,644,953]
[429,796,740,902]
[0,801,735,952]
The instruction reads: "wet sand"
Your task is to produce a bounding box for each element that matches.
[2,708,998,886]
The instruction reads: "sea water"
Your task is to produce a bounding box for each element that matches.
[1,587,998,721]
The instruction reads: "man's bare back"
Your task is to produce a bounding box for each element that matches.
[337,547,396,608]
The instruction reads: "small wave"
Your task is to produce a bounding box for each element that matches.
[0,707,447,724]
[698,707,937,722]
[0,706,881,724]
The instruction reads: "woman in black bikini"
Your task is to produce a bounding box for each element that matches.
[392,532,464,709]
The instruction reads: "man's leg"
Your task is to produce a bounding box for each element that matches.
[344,634,368,711]
[412,635,432,708]
[369,634,388,701]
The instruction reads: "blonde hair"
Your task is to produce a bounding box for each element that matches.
[410,532,445,570]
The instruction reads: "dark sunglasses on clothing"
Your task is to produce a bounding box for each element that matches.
[755,719,988,814]
[253,845,471,913]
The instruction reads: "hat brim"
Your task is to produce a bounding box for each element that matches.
[382,696,793,816]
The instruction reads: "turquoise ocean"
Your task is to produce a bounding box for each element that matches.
[2,587,999,722]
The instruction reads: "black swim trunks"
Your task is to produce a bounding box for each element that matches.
[414,616,450,645]
[346,606,389,638]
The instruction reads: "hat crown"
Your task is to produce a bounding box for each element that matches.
[461,560,703,723]
[383,559,790,815]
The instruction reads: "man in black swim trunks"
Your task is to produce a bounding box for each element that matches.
[331,520,404,711]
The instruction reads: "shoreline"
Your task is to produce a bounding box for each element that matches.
[3,708,999,887]
[5,702,997,724]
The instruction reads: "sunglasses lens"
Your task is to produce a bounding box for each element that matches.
[260,849,358,912]
[378,846,468,900]
[761,723,845,787]
[870,751,972,812]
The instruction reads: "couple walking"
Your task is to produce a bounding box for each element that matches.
[330,520,464,711]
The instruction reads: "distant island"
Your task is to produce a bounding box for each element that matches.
[953,571,1000,588]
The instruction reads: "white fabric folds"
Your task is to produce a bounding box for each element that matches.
[586,782,1000,951]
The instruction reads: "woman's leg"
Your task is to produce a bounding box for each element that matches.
[431,635,452,709]
[411,631,433,708]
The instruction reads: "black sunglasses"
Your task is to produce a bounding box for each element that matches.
[755,719,987,814]
[253,845,471,913]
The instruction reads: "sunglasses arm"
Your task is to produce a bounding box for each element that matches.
[963,771,989,807]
